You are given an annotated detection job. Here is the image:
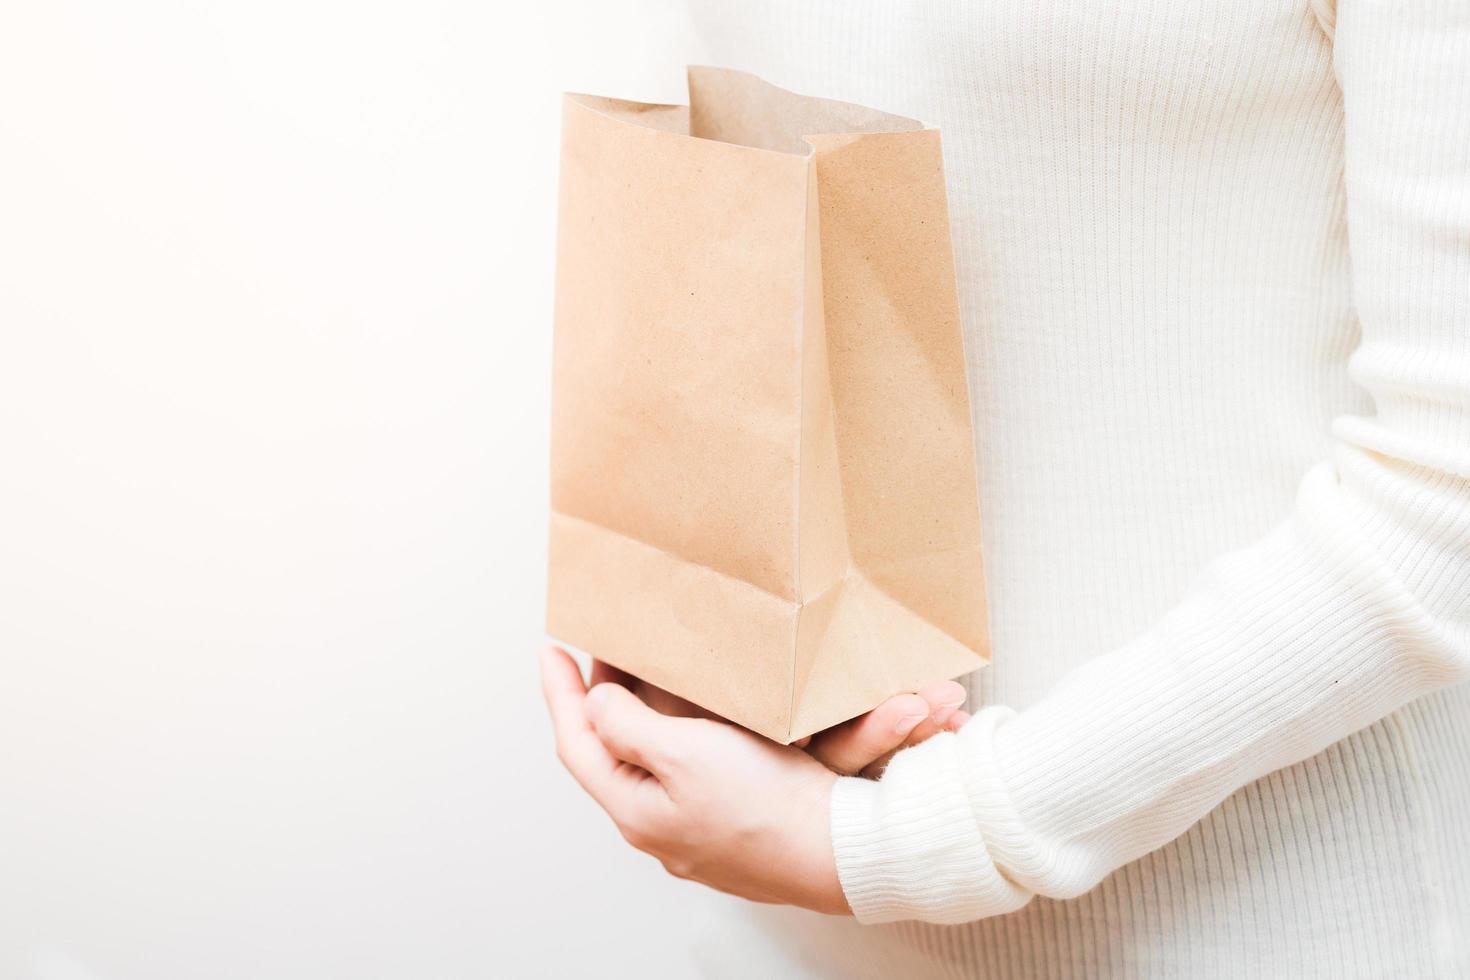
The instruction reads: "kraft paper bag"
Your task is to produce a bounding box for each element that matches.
[547,67,989,743]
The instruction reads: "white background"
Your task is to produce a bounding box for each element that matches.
[0,2,748,976]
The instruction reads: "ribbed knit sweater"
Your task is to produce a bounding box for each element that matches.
[677,0,1470,976]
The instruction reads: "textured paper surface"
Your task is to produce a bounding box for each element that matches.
[547,67,989,743]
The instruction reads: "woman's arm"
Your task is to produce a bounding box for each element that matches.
[540,646,969,914]
[832,0,1470,924]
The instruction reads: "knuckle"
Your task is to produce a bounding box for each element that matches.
[661,857,696,881]
[646,807,685,842]
[657,723,715,769]
[652,738,686,768]
[618,805,686,855]
[618,816,657,853]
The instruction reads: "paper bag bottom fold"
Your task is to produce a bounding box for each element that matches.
[546,511,986,743]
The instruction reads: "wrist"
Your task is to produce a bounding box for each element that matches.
[797,769,850,915]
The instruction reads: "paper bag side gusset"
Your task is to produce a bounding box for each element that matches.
[788,129,989,741]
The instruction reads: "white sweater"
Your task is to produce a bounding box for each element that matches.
[680,0,1470,976]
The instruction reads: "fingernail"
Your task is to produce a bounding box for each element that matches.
[930,704,958,725]
[895,713,927,735]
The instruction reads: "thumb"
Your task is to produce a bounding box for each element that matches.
[805,692,930,775]
[585,683,677,775]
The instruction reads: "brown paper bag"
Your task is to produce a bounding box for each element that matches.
[547,67,989,743]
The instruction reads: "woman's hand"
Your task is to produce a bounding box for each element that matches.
[585,657,969,778]
[540,646,969,913]
[801,676,970,778]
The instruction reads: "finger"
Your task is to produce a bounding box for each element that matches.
[832,682,968,775]
[631,678,723,721]
[540,644,588,710]
[585,680,688,776]
[856,730,932,780]
[590,659,636,688]
[890,708,952,753]
[633,681,713,719]
[886,681,968,751]
[591,660,720,721]
[916,679,968,726]
[890,682,967,754]
[858,711,971,779]
[540,647,646,815]
[805,693,931,775]
[859,749,899,780]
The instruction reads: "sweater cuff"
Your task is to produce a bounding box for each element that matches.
[829,710,1032,924]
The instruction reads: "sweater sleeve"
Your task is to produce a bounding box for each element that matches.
[830,0,1470,925]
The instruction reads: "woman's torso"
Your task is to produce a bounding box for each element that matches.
[681,0,1470,975]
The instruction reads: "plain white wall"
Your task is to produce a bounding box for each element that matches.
[0,2,752,977]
